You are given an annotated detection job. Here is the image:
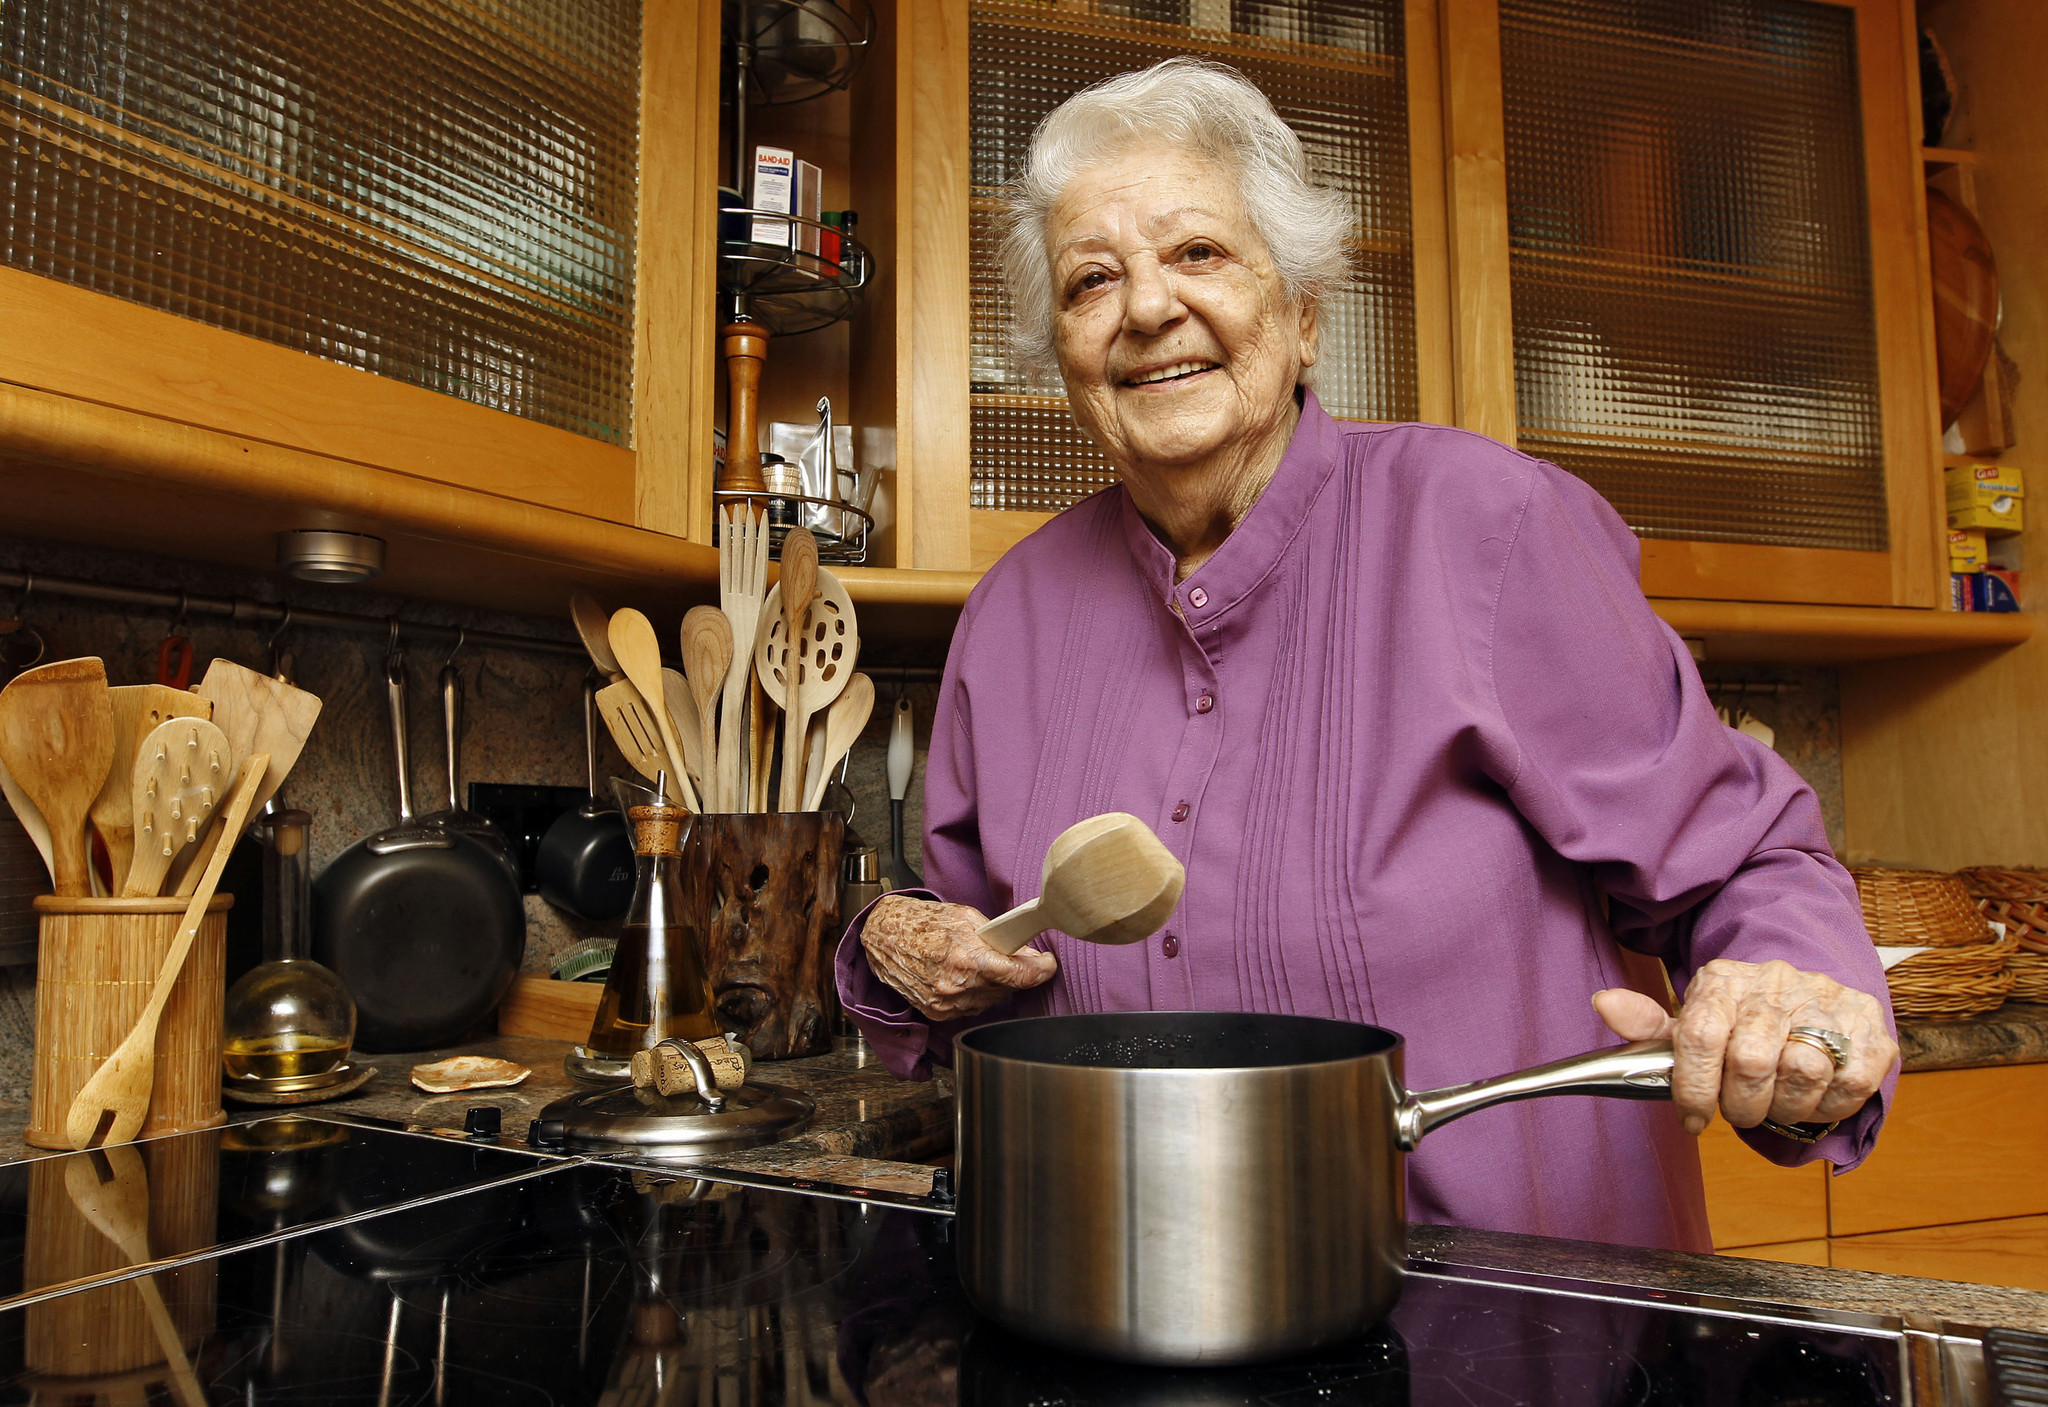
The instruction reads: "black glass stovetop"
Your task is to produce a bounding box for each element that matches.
[0,1118,1937,1404]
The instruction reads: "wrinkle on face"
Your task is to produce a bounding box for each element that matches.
[1046,144,1316,572]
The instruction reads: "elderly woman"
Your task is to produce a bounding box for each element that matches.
[836,57,1898,1251]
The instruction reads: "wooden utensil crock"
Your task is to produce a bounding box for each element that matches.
[28,896,231,1149]
[694,812,844,1060]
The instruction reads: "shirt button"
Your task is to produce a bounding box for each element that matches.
[1161,934,1181,958]
[1188,587,1209,609]
[1171,802,1190,823]
[1194,693,1214,714]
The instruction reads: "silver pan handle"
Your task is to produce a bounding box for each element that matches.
[1395,1038,1674,1151]
[387,653,413,824]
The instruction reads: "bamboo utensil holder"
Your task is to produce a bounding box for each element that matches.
[28,896,231,1149]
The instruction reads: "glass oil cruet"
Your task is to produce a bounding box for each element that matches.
[222,810,358,1091]
[572,777,720,1077]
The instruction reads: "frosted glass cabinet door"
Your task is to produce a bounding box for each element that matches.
[1495,0,1941,605]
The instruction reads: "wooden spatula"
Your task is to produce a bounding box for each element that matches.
[68,752,267,1150]
[122,717,232,897]
[597,677,668,785]
[977,813,1186,956]
[167,659,322,896]
[0,757,55,882]
[0,657,115,896]
[681,606,733,811]
[91,685,212,891]
[607,609,700,811]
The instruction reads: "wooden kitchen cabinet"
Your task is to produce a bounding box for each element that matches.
[1704,1063,2048,1291]
[0,0,2032,664]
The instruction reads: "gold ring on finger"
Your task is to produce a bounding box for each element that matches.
[1785,1026,1851,1071]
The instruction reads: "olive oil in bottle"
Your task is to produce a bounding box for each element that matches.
[582,799,720,1057]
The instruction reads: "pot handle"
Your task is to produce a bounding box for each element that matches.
[1395,1038,1674,1151]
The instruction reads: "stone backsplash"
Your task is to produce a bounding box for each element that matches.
[0,534,937,1108]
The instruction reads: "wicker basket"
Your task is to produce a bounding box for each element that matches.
[1955,867,2048,956]
[1851,867,1994,948]
[1882,934,2018,1018]
[2008,950,2048,1004]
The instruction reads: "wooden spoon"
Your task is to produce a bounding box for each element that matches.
[749,673,774,813]
[168,659,322,897]
[67,752,268,1150]
[606,609,700,811]
[681,606,734,812]
[0,657,115,896]
[803,672,875,811]
[91,686,212,893]
[64,1148,208,1407]
[121,717,232,898]
[977,813,1186,956]
[775,530,820,811]
[0,756,55,882]
[570,592,626,681]
[659,667,711,803]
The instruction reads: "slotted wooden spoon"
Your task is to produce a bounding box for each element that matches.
[0,657,115,896]
[90,685,212,896]
[122,716,232,898]
[67,752,267,1150]
[755,564,860,812]
[977,812,1186,956]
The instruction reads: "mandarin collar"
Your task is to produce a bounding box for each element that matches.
[1116,391,1349,619]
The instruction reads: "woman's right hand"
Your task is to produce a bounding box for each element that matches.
[861,894,1058,1021]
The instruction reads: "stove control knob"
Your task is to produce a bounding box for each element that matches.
[463,1106,503,1139]
[928,1167,954,1206]
[527,1118,567,1151]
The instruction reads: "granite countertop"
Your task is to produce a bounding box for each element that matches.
[1414,1222,2048,1331]
[1899,1000,2048,1072]
[0,1031,955,1198]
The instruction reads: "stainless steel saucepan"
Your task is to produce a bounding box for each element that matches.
[954,1011,1675,1367]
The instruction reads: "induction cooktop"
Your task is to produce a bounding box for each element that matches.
[0,1117,1999,1405]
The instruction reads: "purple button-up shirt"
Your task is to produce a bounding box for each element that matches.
[837,395,1895,1252]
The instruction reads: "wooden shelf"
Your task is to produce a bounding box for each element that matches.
[1654,597,2031,663]
[1922,145,1980,169]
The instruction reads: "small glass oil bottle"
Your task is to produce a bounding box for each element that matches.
[222,810,358,1091]
[573,780,720,1075]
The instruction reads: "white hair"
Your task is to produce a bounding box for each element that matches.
[998,57,1353,385]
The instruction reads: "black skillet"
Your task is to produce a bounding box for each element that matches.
[533,679,634,920]
[313,651,525,1051]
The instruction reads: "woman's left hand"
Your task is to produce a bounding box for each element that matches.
[1593,960,1898,1139]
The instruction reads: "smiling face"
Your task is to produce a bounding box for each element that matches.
[1047,143,1318,482]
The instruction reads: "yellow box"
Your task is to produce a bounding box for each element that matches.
[1949,528,1989,570]
[1947,462,2024,501]
[1950,497,2024,534]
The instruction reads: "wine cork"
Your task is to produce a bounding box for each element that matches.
[630,1036,749,1096]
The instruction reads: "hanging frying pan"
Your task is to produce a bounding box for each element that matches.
[313,650,525,1052]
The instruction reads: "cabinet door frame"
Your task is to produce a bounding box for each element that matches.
[1441,0,1944,609]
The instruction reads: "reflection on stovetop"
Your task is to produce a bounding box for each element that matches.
[0,1150,1914,1407]
[0,1117,562,1309]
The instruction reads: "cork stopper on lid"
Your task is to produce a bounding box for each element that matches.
[628,804,688,856]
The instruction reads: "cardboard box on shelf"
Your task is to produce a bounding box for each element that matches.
[1946,463,2025,534]
[750,145,795,247]
[1949,528,1989,572]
